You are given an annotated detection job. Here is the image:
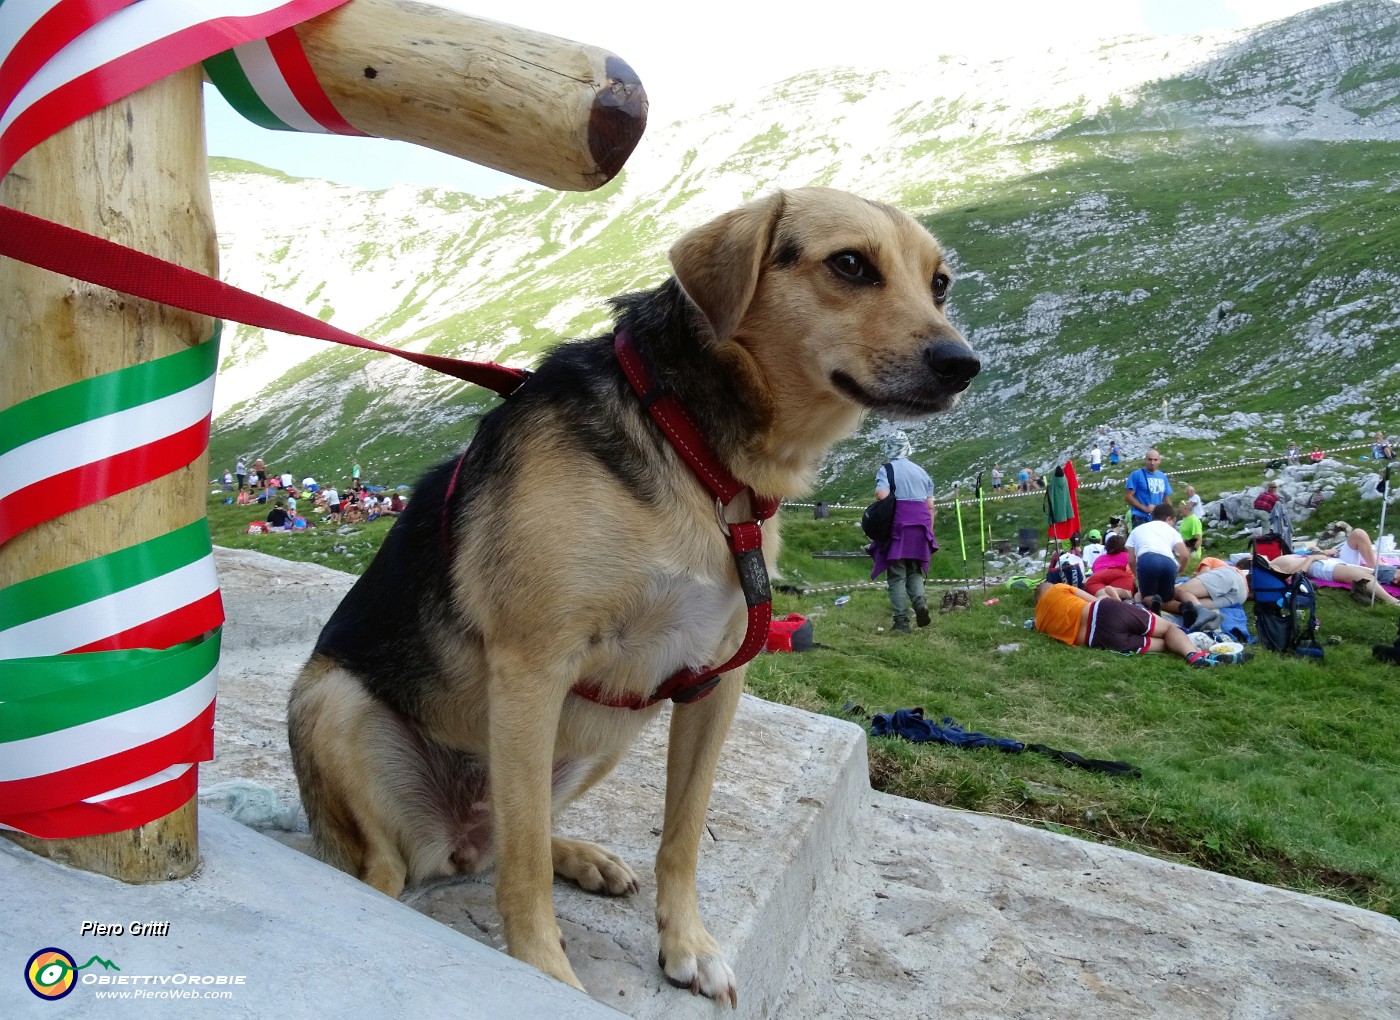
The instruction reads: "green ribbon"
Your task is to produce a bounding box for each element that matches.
[0,632,220,743]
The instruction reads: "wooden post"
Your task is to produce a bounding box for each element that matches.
[0,67,214,882]
[293,0,647,191]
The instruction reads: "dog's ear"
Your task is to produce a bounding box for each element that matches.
[669,191,786,343]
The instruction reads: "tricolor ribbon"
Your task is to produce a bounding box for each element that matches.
[1,1,352,838]
[1,0,354,179]
[204,26,364,135]
[0,344,223,838]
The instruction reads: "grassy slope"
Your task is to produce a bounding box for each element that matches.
[208,134,1400,501]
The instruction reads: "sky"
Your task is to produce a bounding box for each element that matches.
[203,0,1355,197]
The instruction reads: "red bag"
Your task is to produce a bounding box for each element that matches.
[766,614,814,653]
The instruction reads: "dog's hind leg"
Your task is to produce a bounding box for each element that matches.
[549,752,639,896]
[552,837,639,896]
[654,669,742,1007]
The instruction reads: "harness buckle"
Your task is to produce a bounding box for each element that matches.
[714,497,731,537]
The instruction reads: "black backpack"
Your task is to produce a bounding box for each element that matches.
[1046,561,1086,589]
[1250,554,1322,658]
[861,462,897,542]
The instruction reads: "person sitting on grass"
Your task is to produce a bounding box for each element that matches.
[1082,528,1108,571]
[1124,503,1190,614]
[1085,533,1135,599]
[1266,552,1400,608]
[1033,582,1242,667]
[1177,496,1204,564]
[266,498,290,531]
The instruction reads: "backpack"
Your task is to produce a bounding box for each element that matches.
[1250,554,1322,658]
[861,462,897,542]
[1046,561,1086,589]
[1249,532,1292,560]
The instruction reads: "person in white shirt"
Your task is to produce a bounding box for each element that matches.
[1124,504,1189,612]
[1180,484,1203,518]
[1082,529,1108,571]
[1089,444,1102,472]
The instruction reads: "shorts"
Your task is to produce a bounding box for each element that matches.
[1198,566,1247,607]
[1135,552,1178,602]
[330,502,343,515]
[1379,565,1397,586]
[1087,599,1156,654]
[1091,464,1102,472]
[1306,558,1338,582]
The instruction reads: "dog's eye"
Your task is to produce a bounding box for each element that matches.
[932,272,952,306]
[825,250,880,285]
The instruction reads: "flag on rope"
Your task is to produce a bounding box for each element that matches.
[0,0,351,838]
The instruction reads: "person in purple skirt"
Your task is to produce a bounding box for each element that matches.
[868,431,939,633]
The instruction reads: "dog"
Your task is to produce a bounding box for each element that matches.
[287,187,980,1004]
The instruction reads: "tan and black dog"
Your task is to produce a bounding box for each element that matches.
[287,187,979,1003]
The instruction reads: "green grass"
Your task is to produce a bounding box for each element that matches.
[213,482,1400,920]
[753,515,1400,919]
[207,488,402,575]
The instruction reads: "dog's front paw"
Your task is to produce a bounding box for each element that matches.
[658,932,737,1008]
[552,837,639,896]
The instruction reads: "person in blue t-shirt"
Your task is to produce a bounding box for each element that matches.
[1125,449,1172,528]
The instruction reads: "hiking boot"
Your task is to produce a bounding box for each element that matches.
[939,591,956,614]
[915,603,932,628]
[953,589,971,611]
[1188,649,1251,668]
[890,620,911,634]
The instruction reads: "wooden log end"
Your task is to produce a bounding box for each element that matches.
[589,56,648,182]
[3,797,199,883]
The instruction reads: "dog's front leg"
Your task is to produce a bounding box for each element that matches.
[488,655,582,991]
[656,669,743,1007]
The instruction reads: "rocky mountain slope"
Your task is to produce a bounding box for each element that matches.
[207,0,1400,498]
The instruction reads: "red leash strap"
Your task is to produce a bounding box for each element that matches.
[569,334,779,710]
[0,205,530,395]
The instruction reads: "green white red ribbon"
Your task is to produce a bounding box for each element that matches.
[0,0,351,179]
[0,1,351,838]
[0,339,220,546]
[0,342,223,838]
[204,27,364,135]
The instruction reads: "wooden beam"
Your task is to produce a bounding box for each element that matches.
[293,0,648,191]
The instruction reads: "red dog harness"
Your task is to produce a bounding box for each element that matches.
[568,332,780,709]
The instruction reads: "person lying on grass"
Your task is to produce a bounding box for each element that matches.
[1033,582,1242,667]
[1265,553,1400,608]
[1165,559,1250,629]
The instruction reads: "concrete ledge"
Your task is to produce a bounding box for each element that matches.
[2,810,623,1019]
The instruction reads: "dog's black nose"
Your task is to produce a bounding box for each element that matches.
[924,340,980,392]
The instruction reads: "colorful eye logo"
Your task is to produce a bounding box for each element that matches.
[25,948,77,1000]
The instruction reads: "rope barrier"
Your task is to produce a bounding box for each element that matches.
[784,442,1380,515]
[783,576,1001,596]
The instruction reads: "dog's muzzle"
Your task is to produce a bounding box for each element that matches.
[924,340,981,393]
